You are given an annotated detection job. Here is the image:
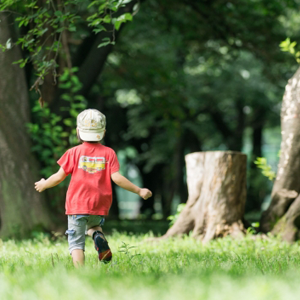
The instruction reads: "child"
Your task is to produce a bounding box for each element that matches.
[35,109,152,267]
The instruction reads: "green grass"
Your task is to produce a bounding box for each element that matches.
[1,231,300,300]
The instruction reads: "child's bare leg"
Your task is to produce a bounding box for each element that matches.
[72,249,85,267]
[87,226,103,238]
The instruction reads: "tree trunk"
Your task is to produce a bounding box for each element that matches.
[162,151,247,242]
[209,101,245,151]
[0,13,51,238]
[260,66,300,242]
[139,165,160,218]
[246,107,267,212]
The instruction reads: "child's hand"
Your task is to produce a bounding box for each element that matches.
[139,188,152,200]
[35,179,46,192]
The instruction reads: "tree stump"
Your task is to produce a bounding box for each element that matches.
[162,151,247,242]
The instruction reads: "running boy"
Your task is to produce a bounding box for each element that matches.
[35,109,152,267]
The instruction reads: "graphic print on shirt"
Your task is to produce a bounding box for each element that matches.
[78,156,106,174]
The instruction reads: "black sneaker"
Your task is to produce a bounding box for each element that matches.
[93,231,112,263]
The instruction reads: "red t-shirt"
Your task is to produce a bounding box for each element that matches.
[57,142,120,215]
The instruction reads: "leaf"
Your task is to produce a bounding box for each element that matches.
[12,59,24,65]
[280,38,290,52]
[254,157,276,181]
[98,2,107,12]
[97,41,111,48]
[290,41,297,48]
[87,13,98,21]
[20,60,27,68]
[54,10,63,17]
[74,95,86,102]
[69,25,76,32]
[114,20,122,31]
[63,119,73,127]
[61,94,71,101]
[90,18,103,26]
[61,132,69,137]
[124,13,133,21]
[19,20,26,27]
[93,25,106,34]
[59,82,72,89]
[103,15,111,23]
[70,109,78,117]
[87,1,98,9]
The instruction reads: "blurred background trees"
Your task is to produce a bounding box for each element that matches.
[1,0,300,236]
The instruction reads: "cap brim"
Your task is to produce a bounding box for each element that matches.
[79,130,104,141]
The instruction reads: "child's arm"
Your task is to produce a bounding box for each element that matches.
[35,167,67,192]
[111,171,152,200]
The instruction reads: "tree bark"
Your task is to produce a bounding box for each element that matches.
[162,151,247,242]
[0,13,51,238]
[260,66,300,241]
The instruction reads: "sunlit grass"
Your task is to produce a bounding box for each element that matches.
[1,232,300,299]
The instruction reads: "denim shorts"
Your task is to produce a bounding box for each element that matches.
[65,215,105,254]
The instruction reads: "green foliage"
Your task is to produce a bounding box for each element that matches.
[167,203,186,227]
[280,38,300,63]
[254,157,276,181]
[118,241,140,260]
[2,0,298,219]
[27,104,65,178]
[87,1,133,34]
[101,0,290,178]
[252,222,260,228]
[246,222,260,234]
[0,0,134,80]
[1,233,300,299]
[27,68,87,178]
[92,0,298,215]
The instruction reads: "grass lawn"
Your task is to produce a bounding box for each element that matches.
[1,229,300,300]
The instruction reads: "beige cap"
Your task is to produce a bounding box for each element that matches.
[77,109,106,141]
